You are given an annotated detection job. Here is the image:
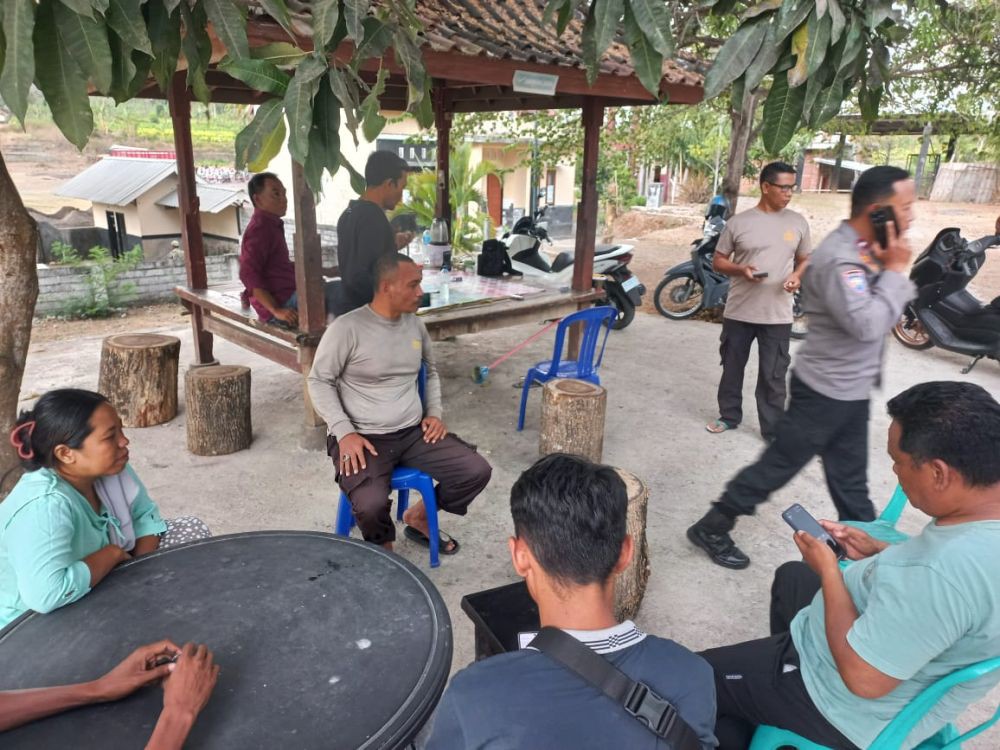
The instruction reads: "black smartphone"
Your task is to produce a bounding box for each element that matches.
[781,503,847,560]
[869,205,897,249]
[752,271,769,279]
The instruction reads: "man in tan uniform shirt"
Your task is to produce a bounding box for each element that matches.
[707,162,811,442]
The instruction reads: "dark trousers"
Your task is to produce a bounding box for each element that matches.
[328,425,492,545]
[717,374,876,523]
[700,562,860,750]
[717,319,792,440]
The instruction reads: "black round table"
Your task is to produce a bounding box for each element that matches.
[0,531,452,749]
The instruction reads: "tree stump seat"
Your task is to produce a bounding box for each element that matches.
[98,333,180,427]
[184,365,252,456]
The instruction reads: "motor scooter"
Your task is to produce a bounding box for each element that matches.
[892,225,1000,372]
[504,207,645,329]
[653,196,808,338]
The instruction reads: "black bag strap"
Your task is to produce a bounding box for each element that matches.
[530,627,702,750]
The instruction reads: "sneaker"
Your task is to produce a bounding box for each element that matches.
[686,523,751,569]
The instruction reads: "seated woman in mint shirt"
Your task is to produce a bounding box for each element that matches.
[0,389,210,629]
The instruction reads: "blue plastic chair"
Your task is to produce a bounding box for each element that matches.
[750,656,1000,750]
[838,484,912,569]
[333,365,443,568]
[516,306,617,431]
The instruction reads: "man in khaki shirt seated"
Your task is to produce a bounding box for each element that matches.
[307,253,492,555]
[706,161,811,442]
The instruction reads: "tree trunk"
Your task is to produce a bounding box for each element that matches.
[613,468,650,622]
[539,378,607,463]
[721,89,761,217]
[185,365,252,456]
[99,334,181,427]
[0,151,39,498]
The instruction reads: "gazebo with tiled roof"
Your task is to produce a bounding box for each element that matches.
[153,0,704,430]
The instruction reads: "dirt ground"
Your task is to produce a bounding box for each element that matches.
[16,299,1000,746]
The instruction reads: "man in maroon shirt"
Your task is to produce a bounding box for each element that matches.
[239,173,338,325]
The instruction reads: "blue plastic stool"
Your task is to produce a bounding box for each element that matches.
[334,466,441,568]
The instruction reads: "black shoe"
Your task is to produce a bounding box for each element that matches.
[686,523,751,569]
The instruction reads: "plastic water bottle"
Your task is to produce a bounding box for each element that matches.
[439,272,450,305]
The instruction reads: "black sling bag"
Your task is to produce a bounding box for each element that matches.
[530,627,702,750]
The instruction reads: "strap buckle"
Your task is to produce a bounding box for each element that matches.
[624,681,678,739]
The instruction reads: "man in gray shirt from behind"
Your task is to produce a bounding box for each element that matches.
[688,166,917,570]
[307,253,492,554]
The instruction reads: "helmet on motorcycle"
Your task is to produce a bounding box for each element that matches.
[706,194,730,220]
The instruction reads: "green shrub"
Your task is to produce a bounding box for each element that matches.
[57,245,143,319]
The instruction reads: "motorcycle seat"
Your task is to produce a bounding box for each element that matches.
[596,244,621,256]
[551,252,574,272]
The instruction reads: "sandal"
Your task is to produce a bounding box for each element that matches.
[403,525,460,555]
[705,419,736,434]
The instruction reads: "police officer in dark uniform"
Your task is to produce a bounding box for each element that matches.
[687,166,918,569]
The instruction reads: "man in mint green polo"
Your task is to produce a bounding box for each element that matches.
[700,381,1000,750]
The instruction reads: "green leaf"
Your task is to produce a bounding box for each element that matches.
[581,4,598,84]
[0,24,6,79]
[0,0,35,123]
[775,0,812,43]
[312,0,339,49]
[108,30,136,102]
[343,0,369,43]
[787,21,808,87]
[803,10,832,80]
[859,80,882,121]
[148,1,180,93]
[248,116,286,173]
[53,0,113,95]
[627,0,674,58]
[815,0,828,19]
[556,0,576,36]
[744,18,783,91]
[360,65,387,141]
[742,0,782,22]
[414,79,434,128]
[622,1,662,95]
[801,64,827,122]
[33,0,93,149]
[180,2,212,103]
[256,0,297,41]
[219,56,291,95]
[837,17,863,75]
[91,0,111,13]
[703,18,767,100]
[203,0,249,59]
[106,0,152,56]
[283,53,327,164]
[761,70,806,154]
[235,97,284,169]
[250,42,307,65]
[58,0,95,19]
[866,0,893,29]
[305,78,342,193]
[809,74,845,127]
[592,0,624,68]
[354,17,393,63]
[341,155,366,195]
[124,48,152,101]
[328,66,362,145]
[392,28,427,113]
[827,0,846,43]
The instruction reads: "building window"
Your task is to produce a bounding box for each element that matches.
[545,170,556,205]
[105,211,127,259]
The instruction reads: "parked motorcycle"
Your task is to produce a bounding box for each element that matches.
[504,207,645,329]
[654,196,808,338]
[892,225,1000,373]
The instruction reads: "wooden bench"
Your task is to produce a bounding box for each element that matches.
[175,282,324,373]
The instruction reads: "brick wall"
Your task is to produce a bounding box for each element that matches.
[35,254,238,317]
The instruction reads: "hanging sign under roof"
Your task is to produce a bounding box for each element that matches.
[512,71,559,97]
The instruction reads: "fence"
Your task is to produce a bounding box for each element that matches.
[35,254,238,317]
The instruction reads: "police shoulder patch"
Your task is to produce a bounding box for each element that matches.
[841,269,868,294]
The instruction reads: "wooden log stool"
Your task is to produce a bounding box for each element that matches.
[613,468,650,622]
[539,378,607,462]
[98,333,181,427]
[184,365,252,456]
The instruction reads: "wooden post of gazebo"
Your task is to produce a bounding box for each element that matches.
[290,161,326,430]
[169,73,215,365]
[433,82,452,227]
[569,96,604,357]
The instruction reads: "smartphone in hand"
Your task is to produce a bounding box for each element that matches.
[782,504,847,560]
[751,271,769,279]
[869,205,898,249]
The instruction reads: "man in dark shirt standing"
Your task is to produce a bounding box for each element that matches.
[239,172,338,325]
[334,151,415,316]
[426,454,717,749]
